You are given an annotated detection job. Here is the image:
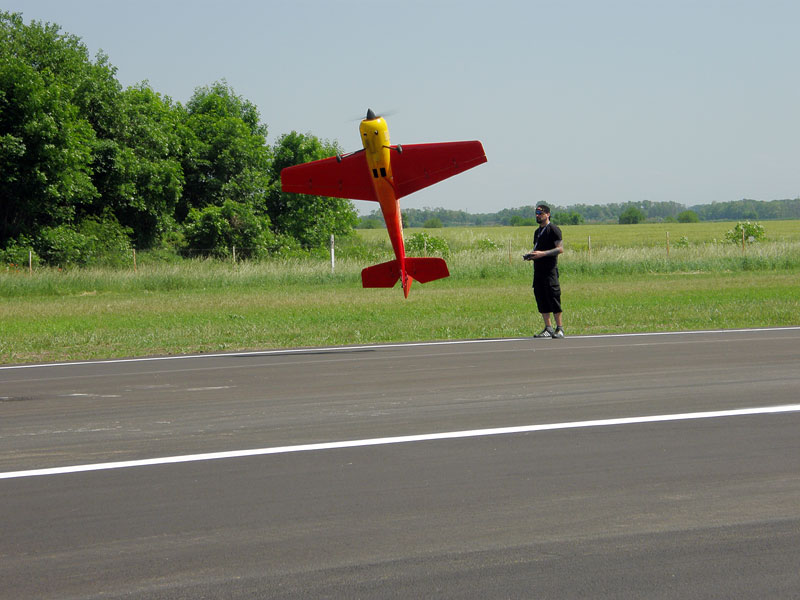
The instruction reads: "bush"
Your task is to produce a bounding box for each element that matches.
[183,200,275,259]
[79,216,135,266]
[35,225,88,266]
[405,232,450,258]
[268,233,306,258]
[725,221,766,245]
[35,215,133,267]
[1,236,40,268]
[674,235,690,248]
[475,238,500,251]
[677,210,700,223]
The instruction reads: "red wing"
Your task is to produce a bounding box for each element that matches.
[280,150,377,201]
[392,141,487,199]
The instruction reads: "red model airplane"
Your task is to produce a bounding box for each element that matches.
[280,109,487,297]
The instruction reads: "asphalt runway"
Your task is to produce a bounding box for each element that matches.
[2,328,800,598]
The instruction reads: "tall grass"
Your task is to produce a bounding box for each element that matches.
[2,240,799,298]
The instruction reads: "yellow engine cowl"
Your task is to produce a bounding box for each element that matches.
[359,116,393,179]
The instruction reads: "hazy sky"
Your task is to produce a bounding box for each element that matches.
[6,0,799,214]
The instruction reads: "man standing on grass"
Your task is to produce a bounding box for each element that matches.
[523,205,565,339]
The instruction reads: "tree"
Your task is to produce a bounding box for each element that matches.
[551,211,584,225]
[512,216,536,226]
[0,12,97,246]
[677,210,700,223]
[356,218,382,229]
[0,13,183,252]
[619,206,646,224]
[423,217,443,228]
[178,81,272,221]
[84,83,186,248]
[268,131,358,248]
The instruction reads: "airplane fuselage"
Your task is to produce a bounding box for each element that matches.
[359,115,409,293]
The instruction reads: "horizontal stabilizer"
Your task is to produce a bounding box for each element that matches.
[361,260,401,288]
[404,257,450,284]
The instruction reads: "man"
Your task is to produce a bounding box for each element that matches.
[523,205,565,338]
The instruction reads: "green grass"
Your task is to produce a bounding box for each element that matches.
[2,222,799,364]
[360,220,800,250]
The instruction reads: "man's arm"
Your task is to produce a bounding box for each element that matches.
[529,240,563,260]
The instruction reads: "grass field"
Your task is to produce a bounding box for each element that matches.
[2,221,799,364]
[359,220,800,251]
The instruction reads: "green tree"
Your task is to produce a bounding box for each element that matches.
[677,210,700,223]
[619,206,646,224]
[356,218,382,229]
[86,83,185,248]
[178,81,272,222]
[0,12,97,245]
[551,211,584,225]
[0,13,183,253]
[423,217,443,228]
[269,131,358,248]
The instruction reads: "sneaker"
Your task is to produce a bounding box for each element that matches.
[553,327,565,339]
[534,326,555,338]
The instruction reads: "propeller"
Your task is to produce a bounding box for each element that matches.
[350,108,399,121]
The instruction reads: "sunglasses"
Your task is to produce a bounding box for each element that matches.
[535,209,545,215]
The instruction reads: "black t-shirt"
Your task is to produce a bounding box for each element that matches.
[533,223,562,273]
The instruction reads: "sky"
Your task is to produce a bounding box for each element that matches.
[5,0,799,214]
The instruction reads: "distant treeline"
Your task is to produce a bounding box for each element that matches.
[359,198,800,228]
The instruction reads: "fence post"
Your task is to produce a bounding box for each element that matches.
[588,235,591,260]
[232,245,236,263]
[666,231,670,257]
[29,250,33,275]
[330,234,335,273]
[508,239,512,264]
[133,249,137,272]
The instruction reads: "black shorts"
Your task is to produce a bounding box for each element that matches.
[532,268,562,314]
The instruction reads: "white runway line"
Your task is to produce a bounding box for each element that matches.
[0,337,526,371]
[3,403,800,480]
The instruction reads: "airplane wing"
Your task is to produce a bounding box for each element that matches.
[392,141,487,199]
[280,150,378,201]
